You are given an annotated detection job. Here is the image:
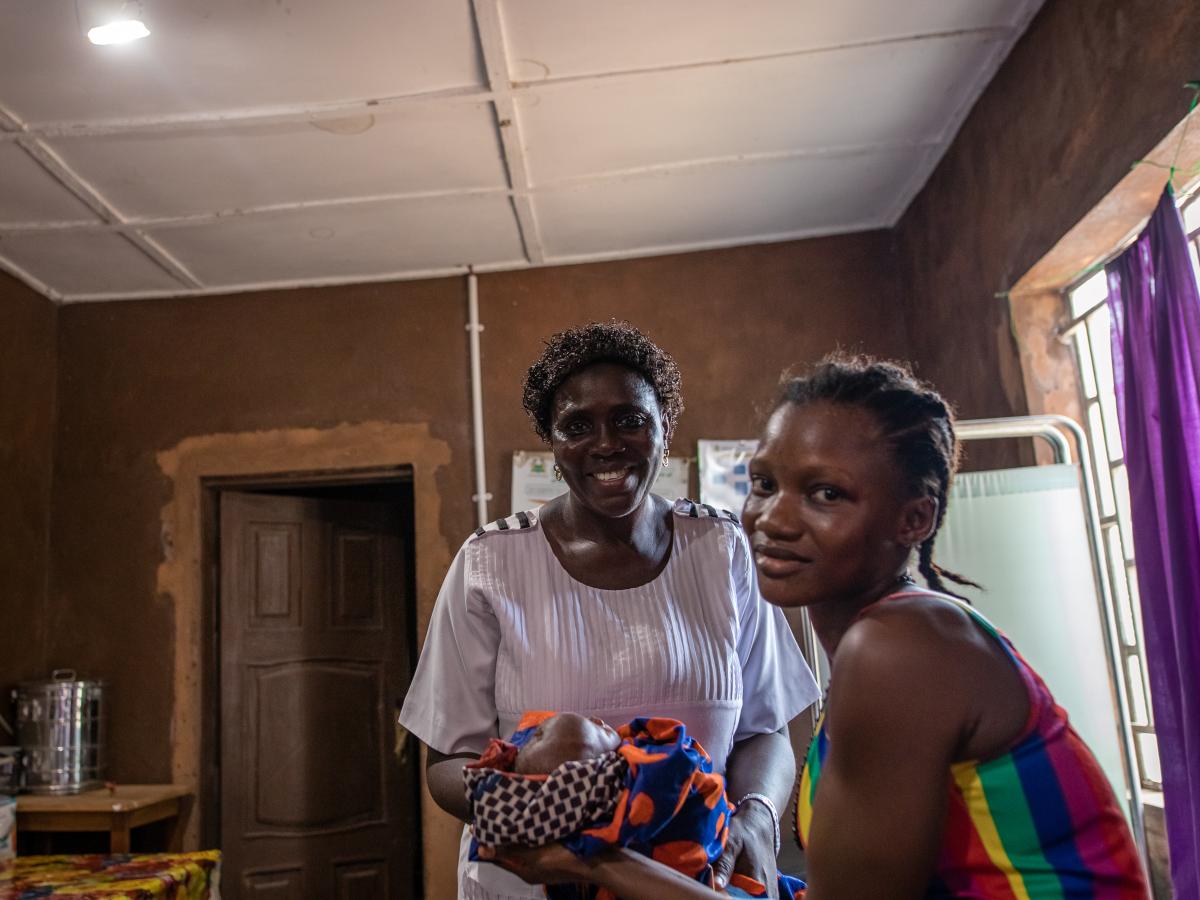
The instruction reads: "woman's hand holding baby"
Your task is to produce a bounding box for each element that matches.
[482,845,728,900]
[477,842,591,886]
[714,801,781,899]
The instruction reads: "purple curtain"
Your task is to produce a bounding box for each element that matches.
[1107,187,1200,899]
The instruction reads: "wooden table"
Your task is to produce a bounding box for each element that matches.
[16,784,192,853]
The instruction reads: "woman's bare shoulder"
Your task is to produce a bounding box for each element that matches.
[851,592,984,648]
[830,595,985,716]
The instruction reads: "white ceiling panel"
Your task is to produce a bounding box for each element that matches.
[49,103,509,219]
[0,0,482,125]
[0,231,184,296]
[535,147,931,259]
[0,143,99,225]
[149,195,526,287]
[0,2,1045,302]
[519,32,1002,184]
[502,0,1035,82]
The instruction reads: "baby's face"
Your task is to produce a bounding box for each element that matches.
[514,713,621,775]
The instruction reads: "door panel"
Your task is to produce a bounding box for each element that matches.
[248,522,301,626]
[248,661,383,832]
[220,491,418,899]
[335,860,389,900]
[333,528,385,628]
[243,868,303,900]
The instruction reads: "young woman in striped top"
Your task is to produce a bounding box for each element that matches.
[492,354,1148,898]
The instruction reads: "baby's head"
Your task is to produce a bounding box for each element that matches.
[513,712,621,775]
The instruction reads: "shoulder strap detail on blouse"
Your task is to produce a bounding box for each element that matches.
[472,510,540,538]
[674,497,742,526]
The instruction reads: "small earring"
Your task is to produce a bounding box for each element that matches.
[553,464,563,482]
[661,448,670,469]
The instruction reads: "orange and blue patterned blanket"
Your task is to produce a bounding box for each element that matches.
[466,712,804,899]
[0,851,220,899]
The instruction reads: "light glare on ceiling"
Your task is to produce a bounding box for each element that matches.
[87,18,150,45]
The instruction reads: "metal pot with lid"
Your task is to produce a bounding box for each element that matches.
[15,669,107,795]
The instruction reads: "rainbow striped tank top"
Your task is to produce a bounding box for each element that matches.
[795,590,1148,898]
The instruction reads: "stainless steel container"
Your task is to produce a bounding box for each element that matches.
[15,670,107,795]
[0,748,20,795]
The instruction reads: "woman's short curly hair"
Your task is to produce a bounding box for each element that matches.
[522,321,684,443]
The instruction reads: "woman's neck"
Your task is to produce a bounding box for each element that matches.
[556,492,666,556]
[541,493,673,592]
[809,570,914,659]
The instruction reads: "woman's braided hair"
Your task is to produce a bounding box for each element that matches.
[777,352,980,600]
[522,321,684,443]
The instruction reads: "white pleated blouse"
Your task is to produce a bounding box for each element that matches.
[399,499,819,900]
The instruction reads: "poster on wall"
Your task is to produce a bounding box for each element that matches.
[511,450,691,514]
[698,439,759,514]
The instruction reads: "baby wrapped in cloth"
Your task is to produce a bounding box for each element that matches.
[464,711,806,899]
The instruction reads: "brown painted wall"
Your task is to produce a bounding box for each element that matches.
[45,232,904,786]
[49,279,472,781]
[0,272,57,708]
[481,233,911,509]
[897,0,1200,455]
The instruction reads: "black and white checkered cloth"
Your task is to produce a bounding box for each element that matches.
[465,752,628,847]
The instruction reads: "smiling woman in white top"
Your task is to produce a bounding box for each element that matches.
[398,321,819,899]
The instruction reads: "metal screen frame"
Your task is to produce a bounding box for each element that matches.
[954,415,1146,862]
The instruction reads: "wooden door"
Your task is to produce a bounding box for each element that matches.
[219,491,419,899]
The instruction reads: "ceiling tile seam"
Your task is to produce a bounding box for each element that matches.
[0,104,65,300]
[930,35,1020,148]
[53,260,532,304]
[487,100,527,193]
[124,229,202,288]
[882,16,1033,227]
[529,139,949,191]
[0,137,943,237]
[13,132,200,288]
[1007,0,1048,38]
[4,85,497,141]
[0,252,63,302]
[3,105,145,234]
[508,192,544,263]
[510,25,1014,91]
[0,192,516,237]
[472,0,544,264]
[880,144,944,225]
[14,136,118,224]
[51,218,889,303]
[0,219,102,233]
[0,104,22,132]
[541,219,889,268]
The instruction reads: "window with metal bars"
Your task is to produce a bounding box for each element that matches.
[1060,190,1200,791]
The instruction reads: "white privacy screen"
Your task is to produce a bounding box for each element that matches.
[938,464,1128,807]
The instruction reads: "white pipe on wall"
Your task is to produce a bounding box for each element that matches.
[467,272,492,529]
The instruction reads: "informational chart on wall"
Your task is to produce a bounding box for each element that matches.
[511,450,691,514]
[697,439,759,514]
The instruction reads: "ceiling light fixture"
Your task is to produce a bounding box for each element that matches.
[88,18,150,45]
[79,0,150,46]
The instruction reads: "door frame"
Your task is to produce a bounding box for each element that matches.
[198,465,416,854]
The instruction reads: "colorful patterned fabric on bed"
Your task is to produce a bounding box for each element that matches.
[3,850,220,899]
